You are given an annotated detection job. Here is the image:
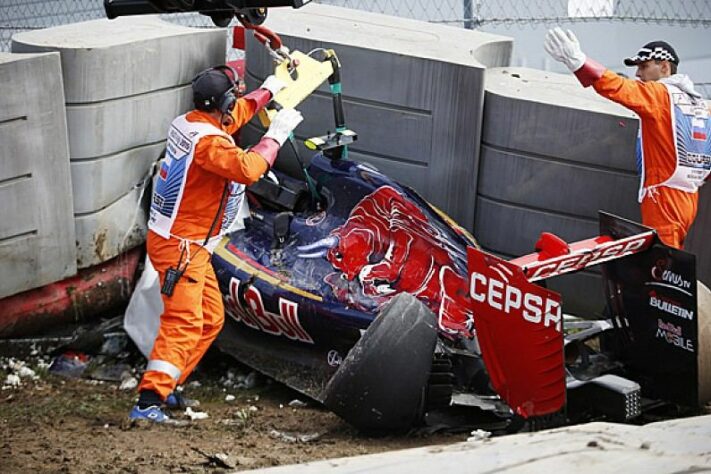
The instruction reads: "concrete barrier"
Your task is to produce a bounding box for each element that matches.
[0,52,76,299]
[74,186,148,269]
[70,143,164,215]
[12,17,226,268]
[479,67,640,316]
[10,17,224,103]
[251,415,711,473]
[243,3,512,230]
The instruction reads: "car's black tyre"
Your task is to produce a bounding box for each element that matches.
[322,293,438,433]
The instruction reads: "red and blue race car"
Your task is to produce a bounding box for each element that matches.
[211,137,711,432]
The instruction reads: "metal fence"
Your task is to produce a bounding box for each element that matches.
[2,1,710,51]
[0,0,215,52]
[319,0,711,27]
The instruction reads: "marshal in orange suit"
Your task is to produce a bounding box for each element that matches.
[545,29,711,249]
[130,65,303,423]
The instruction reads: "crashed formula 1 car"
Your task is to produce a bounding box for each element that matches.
[101,4,708,429]
[214,154,711,432]
[203,46,711,432]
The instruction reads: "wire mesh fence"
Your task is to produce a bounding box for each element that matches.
[318,0,711,28]
[0,0,217,52]
[2,1,710,51]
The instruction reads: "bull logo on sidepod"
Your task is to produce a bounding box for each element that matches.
[298,186,472,335]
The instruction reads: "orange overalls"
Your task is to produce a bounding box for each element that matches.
[588,71,703,248]
[139,90,279,400]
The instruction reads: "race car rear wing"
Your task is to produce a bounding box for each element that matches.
[468,212,700,419]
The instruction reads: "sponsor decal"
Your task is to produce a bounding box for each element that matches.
[524,232,653,281]
[298,186,472,336]
[152,194,165,208]
[656,318,694,353]
[168,126,191,156]
[470,268,562,333]
[649,291,694,320]
[467,247,565,418]
[649,259,693,296]
[224,277,314,344]
[327,350,342,367]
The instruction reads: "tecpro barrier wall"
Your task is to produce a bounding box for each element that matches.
[0,52,76,299]
[242,3,512,230]
[12,17,226,268]
[479,67,640,316]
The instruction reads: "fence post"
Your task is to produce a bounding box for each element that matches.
[463,0,474,29]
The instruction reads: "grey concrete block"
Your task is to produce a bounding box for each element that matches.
[474,196,598,257]
[12,17,227,254]
[11,17,226,103]
[474,197,605,316]
[65,85,191,161]
[0,52,76,298]
[243,3,512,230]
[483,68,639,168]
[70,142,163,214]
[75,185,148,269]
[477,145,640,219]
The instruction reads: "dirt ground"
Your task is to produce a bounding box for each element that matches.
[0,353,468,473]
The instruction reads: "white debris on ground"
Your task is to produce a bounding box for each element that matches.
[467,429,492,442]
[17,366,36,379]
[119,376,138,390]
[248,405,258,412]
[243,371,258,389]
[269,429,323,443]
[185,406,209,420]
[3,374,21,388]
[219,369,261,390]
[288,399,307,408]
[1,357,45,389]
[225,394,236,402]
[221,369,237,387]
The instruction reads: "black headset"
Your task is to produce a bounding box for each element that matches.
[192,65,239,114]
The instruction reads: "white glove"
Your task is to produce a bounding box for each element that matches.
[260,75,286,98]
[264,108,303,146]
[544,27,586,72]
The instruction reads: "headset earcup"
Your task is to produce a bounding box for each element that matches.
[219,91,236,114]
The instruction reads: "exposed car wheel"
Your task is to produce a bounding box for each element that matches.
[321,293,438,433]
[697,280,711,403]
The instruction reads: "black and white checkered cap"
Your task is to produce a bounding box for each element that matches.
[624,41,679,66]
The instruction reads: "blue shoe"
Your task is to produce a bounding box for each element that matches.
[129,404,170,423]
[165,391,200,409]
